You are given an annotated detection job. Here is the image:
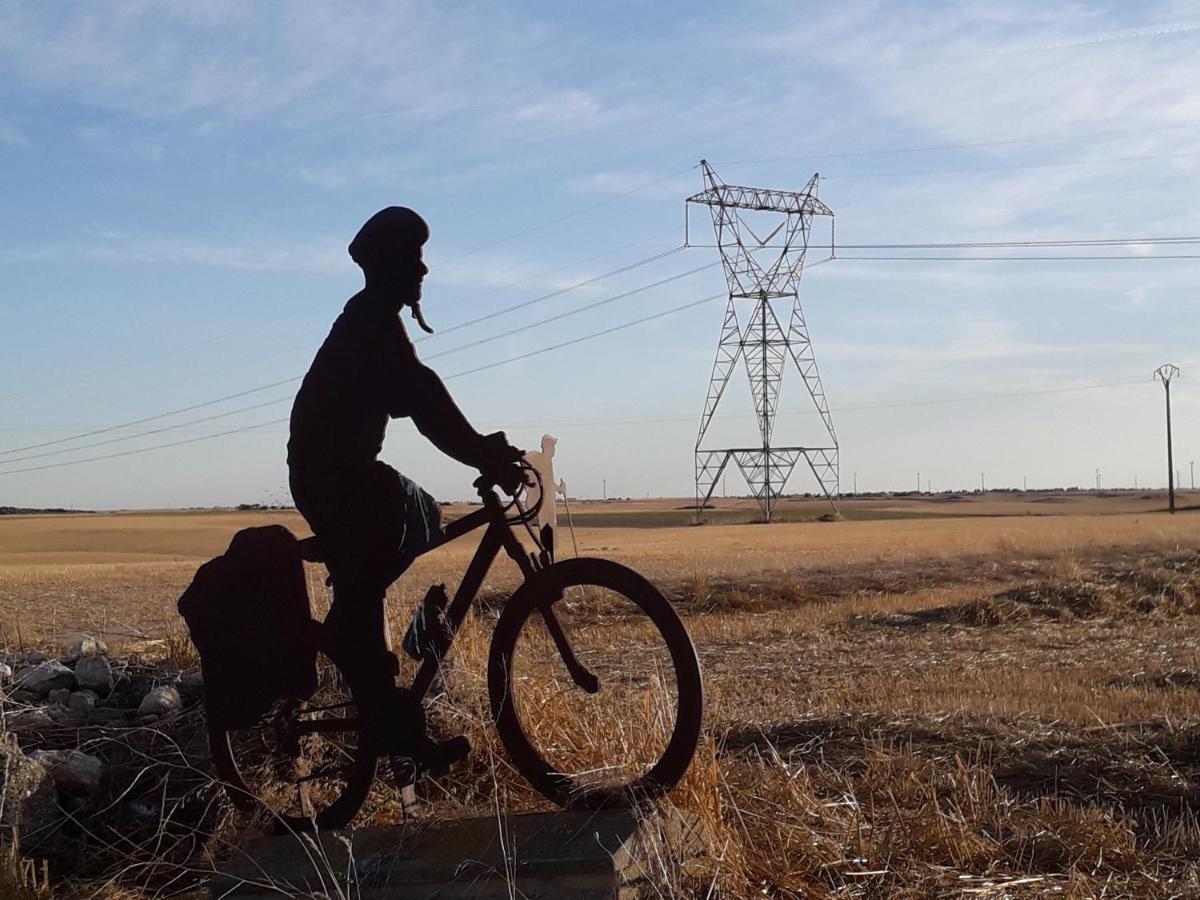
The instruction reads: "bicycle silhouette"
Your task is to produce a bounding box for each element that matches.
[208,464,704,830]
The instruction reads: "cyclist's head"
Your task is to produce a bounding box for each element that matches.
[350,206,430,307]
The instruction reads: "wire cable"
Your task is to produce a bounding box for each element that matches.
[0,292,730,477]
[418,245,687,340]
[0,360,1153,477]
[0,246,695,457]
[424,261,719,361]
[0,377,302,458]
[0,261,721,465]
[5,233,1192,461]
[0,396,294,466]
[836,254,1200,261]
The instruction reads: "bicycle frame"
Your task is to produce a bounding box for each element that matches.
[297,477,598,714]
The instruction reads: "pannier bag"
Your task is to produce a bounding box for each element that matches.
[178,525,317,730]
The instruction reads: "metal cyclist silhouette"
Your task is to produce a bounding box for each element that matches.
[180,207,704,830]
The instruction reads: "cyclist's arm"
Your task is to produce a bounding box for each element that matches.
[406,362,492,469]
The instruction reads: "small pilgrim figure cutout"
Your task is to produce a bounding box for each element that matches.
[523,434,567,561]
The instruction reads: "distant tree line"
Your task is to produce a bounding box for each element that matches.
[0,506,90,515]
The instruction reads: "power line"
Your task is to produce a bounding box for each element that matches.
[0,365,1153,478]
[434,226,680,313]
[0,292,730,477]
[0,262,723,466]
[0,396,293,466]
[0,376,301,458]
[442,293,727,380]
[687,236,1200,251]
[0,246,696,457]
[0,418,289,476]
[5,231,1194,461]
[836,254,1200,261]
[425,261,719,361]
[421,245,687,339]
[4,230,685,414]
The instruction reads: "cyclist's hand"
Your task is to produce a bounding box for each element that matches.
[481,430,523,464]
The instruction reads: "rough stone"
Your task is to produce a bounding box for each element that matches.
[66,635,109,661]
[8,688,36,704]
[0,736,63,854]
[0,662,13,682]
[30,749,105,798]
[15,661,76,697]
[137,685,182,718]
[75,655,114,695]
[67,690,99,713]
[7,707,56,731]
[47,687,70,705]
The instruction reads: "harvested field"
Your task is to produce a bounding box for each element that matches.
[1,496,1199,896]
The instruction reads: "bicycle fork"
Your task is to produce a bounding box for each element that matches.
[410,512,599,701]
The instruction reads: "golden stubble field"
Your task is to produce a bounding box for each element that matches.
[3,492,1200,896]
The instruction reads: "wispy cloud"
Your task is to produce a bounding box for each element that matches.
[0,122,29,146]
[1,232,349,273]
[78,124,164,162]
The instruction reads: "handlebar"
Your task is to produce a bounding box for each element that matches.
[474,459,545,525]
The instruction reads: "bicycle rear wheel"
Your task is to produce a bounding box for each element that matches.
[488,558,703,809]
[209,646,376,831]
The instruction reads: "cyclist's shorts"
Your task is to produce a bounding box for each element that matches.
[289,461,443,584]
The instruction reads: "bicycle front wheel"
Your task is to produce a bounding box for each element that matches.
[488,558,703,809]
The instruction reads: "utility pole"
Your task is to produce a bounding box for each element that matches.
[1095,468,1101,492]
[1192,461,1195,490]
[852,471,857,494]
[1023,475,1027,492]
[603,478,607,501]
[980,472,985,494]
[1155,364,1180,514]
[916,471,920,494]
[926,478,931,494]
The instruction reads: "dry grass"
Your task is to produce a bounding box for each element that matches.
[3,503,1200,895]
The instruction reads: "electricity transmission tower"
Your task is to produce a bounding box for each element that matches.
[687,160,838,522]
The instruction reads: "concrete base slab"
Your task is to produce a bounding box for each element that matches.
[211,807,704,899]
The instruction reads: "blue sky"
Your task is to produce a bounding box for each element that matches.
[2,0,1199,508]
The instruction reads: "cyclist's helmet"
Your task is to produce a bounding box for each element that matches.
[349,206,435,333]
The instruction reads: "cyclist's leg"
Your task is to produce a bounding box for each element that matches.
[291,466,406,700]
[328,465,465,765]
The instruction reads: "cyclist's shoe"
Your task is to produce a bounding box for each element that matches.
[411,734,471,776]
[358,686,471,774]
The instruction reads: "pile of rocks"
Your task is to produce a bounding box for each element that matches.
[0,635,205,854]
[3,636,202,730]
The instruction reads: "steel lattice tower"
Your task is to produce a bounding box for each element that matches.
[688,160,838,521]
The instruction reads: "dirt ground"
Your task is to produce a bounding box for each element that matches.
[2,495,1200,896]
